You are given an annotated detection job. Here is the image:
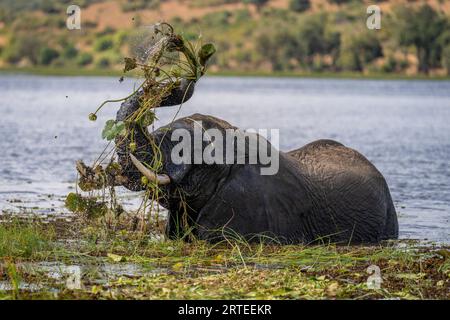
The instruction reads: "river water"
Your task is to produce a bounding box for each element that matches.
[0,75,449,242]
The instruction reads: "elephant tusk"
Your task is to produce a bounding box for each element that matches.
[129,154,171,185]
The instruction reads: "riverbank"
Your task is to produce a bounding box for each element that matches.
[1,67,450,81]
[0,218,448,300]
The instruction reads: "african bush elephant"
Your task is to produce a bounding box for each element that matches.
[115,80,399,244]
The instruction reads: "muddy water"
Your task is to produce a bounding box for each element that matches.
[0,75,449,242]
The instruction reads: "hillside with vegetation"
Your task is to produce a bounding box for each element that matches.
[0,0,450,77]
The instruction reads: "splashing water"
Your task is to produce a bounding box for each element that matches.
[128,23,179,66]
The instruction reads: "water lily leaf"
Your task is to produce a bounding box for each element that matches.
[65,192,108,218]
[172,262,184,271]
[315,275,326,281]
[91,285,103,295]
[102,120,126,141]
[198,43,216,66]
[211,254,225,264]
[137,110,157,127]
[65,192,83,212]
[101,120,114,139]
[107,253,126,262]
[395,273,425,280]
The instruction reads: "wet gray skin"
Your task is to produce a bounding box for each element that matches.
[114,79,398,244]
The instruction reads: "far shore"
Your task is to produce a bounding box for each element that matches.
[1,67,450,81]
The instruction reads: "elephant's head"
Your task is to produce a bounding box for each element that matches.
[115,80,237,213]
[114,75,281,240]
[114,79,195,191]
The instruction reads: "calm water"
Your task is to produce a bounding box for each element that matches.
[0,75,449,242]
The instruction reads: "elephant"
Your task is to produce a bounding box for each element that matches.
[114,79,399,244]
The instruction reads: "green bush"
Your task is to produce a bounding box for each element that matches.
[381,56,397,73]
[256,29,300,71]
[338,50,362,72]
[96,27,116,37]
[255,14,342,72]
[39,47,59,65]
[328,0,354,4]
[234,9,251,23]
[244,0,269,12]
[121,0,160,11]
[77,52,93,66]
[289,0,310,13]
[40,0,60,14]
[338,32,382,72]
[202,11,232,27]
[244,0,269,8]
[296,14,341,68]
[62,45,78,59]
[3,34,42,65]
[96,57,110,69]
[94,37,114,52]
[392,4,447,74]
[442,45,450,75]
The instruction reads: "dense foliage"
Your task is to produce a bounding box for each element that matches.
[0,0,449,75]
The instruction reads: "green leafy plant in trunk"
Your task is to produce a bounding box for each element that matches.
[67,22,216,230]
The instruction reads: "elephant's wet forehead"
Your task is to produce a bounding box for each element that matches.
[155,113,237,133]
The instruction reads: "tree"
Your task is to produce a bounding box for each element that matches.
[3,34,42,65]
[62,45,78,59]
[296,15,328,66]
[338,32,383,72]
[94,37,114,52]
[77,53,93,66]
[438,29,450,74]
[96,57,110,69]
[324,30,341,69]
[289,0,310,13]
[442,45,450,75]
[393,4,446,74]
[244,0,269,11]
[39,47,59,65]
[256,29,301,71]
[256,15,342,72]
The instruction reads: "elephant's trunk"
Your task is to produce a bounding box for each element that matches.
[115,79,195,191]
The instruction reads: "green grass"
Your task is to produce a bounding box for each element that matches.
[0,219,448,300]
[0,221,56,260]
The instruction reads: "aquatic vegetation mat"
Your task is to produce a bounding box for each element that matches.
[0,220,448,300]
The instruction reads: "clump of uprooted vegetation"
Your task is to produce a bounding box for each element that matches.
[0,219,448,300]
[66,22,216,230]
